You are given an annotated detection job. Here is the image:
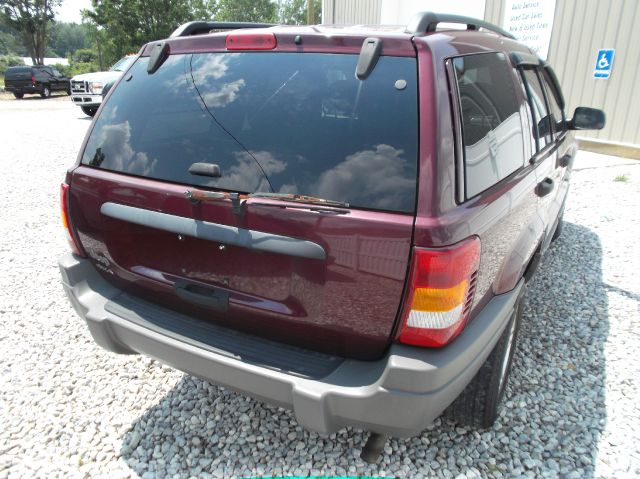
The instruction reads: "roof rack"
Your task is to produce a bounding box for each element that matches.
[170,21,275,38]
[405,12,515,39]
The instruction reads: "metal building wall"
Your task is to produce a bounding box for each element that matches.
[322,0,382,24]
[485,0,640,145]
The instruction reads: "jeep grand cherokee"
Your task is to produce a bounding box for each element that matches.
[58,13,604,462]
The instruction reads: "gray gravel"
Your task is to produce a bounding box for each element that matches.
[1,98,639,478]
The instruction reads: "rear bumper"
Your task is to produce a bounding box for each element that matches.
[5,85,38,93]
[71,94,102,107]
[59,254,523,437]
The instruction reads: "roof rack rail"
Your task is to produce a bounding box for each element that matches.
[405,12,515,39]
[170,21,275,38]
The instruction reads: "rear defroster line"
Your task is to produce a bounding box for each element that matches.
[188,54,275,192]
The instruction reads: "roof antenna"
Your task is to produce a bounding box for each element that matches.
[355,37,382,80]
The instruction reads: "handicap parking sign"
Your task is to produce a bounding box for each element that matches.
[594,49,615,78]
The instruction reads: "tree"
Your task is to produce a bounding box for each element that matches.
[84,0,217,66]
[0,0,60,64]
[215,0,276,23]
[0,23,26,55]
[48,21,91,58]
[277,0,321,25]
[0,53,23,72]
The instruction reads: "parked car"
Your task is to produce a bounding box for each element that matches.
[69,55,135,117]
[59,13,605,462]
[4,65,70,99]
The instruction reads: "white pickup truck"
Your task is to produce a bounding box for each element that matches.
[70,56,135,117]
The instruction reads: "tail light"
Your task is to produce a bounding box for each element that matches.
[397,237,481,347]
[31,75,36,85]
[226,33,277,50]
[60,183,86,257]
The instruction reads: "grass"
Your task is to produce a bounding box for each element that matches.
[614,174,630,183]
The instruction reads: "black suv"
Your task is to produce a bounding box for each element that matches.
[4,65,70,99]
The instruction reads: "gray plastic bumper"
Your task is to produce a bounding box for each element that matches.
[59,254,523,438]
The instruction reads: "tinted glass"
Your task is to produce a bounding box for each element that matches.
[6,67,31,77]
[453,52,525,198]
[522,68,553,150]
[82,53,418,213]
[542,69,565,137]
[110,56,135,72]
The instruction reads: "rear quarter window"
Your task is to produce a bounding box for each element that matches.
[81,52,419,213]
[452,52,526,199]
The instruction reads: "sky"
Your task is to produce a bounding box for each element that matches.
[55,0,92,24]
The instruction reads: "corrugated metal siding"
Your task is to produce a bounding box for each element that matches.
[322,0,382,24]
[483,0,503,25]
[486,0,640,145]
[325,0,640,145]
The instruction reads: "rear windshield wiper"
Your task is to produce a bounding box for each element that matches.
[184,189,350,215]
[249,192,350,209]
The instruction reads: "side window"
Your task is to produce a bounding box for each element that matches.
[542,69,566,137]
[453,52,525,199]
[52,68,62,77]
[521,68,553,150]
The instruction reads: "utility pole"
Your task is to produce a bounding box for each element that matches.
[307,0,314,25]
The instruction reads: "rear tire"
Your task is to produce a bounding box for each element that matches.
[445,289,524,428]
[13,92,24,99]
[40,85,51,98]
[81,106,98,117]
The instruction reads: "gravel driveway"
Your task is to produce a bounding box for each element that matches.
[1,98,639,479]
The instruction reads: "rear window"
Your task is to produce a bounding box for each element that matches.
[82,52,418,213]
[6,67,31,77]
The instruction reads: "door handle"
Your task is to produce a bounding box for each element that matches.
[174,280,229,312]
[536,177,554,197]
[559,154,573,168]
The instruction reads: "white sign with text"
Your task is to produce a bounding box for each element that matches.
[502,0,556,60]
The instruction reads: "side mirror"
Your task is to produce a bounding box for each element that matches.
[102,81,115,98]
[537,115,553,139]
[569,107,605,130]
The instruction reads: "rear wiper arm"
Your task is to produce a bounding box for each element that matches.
[248,192,349,208]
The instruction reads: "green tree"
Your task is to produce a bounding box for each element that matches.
[0,23,26,55]
[277,0,321,25]
[0,53,23,71]
[48,21,91,58]
[84,0,217,66]
[71,46,95,63]
[0,0,60,64]
[215,0,276,23]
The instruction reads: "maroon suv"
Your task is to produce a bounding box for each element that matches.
[59,13,604,461]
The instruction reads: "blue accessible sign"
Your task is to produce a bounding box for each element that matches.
[594,49,615,78]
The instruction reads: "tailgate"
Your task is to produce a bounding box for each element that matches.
[5,69,32,89]
[69,48,419,359]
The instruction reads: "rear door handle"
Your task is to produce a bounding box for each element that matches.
[536,177,554,197]
[174,280,229,312]
[559,154,573,168]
